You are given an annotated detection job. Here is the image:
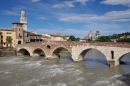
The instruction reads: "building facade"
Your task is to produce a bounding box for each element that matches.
[12,22,24,45]
[0,29,16,48]
[0,32,2,48]
[42,33,70,41]
[29,32,43,42]
[23,31,30,44]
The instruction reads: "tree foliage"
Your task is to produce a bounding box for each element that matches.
[96,36,112,42]
[68,35,79,41]
[117,38,130,43]
[109,32,130,39]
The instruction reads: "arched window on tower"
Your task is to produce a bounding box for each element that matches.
[18,40,21,44]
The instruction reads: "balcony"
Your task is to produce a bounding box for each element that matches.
[6,38,12,40]
[6,40,12,44]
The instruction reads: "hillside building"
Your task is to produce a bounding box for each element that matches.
[42,33,70,41]
[95,31,100,38]
[83,31,100,41]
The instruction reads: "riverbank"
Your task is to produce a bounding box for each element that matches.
[0,48,16,57]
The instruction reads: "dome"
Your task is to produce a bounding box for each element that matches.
[88,31,93,36]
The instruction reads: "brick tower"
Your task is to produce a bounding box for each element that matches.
[13,22,24,44]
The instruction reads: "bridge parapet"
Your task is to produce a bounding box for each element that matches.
[17,42,130,48]
[86,42,130,48]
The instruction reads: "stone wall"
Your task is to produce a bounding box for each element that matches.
[0,48,16,56]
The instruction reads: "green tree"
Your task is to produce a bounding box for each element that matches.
[68,35,79,41]
[88,37,92,42]
[96,36,112,42]
[117,38,130,42]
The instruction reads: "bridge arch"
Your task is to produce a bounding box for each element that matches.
[78,48,108,64]
[118,52,130,64]
[52,47,72,59]
[17,48,31,56]
[33,48,46,57]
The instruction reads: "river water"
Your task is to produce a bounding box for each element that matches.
[0,49,130,86]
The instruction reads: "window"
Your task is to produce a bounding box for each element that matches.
[19,33,22,38]
[18,40,21,44]
[6,40,12,43]
[6,36,12,41]
[6,32,11,34]
[6,36,11,39]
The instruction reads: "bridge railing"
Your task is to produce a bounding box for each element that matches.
[16,41,130,48]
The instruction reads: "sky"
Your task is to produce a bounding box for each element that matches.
[0,0,130,38]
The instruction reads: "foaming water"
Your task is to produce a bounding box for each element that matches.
[0,52,130,86]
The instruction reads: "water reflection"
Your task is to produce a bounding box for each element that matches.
[83,49,108,67]
[121,53,130,65]
[117,73,130,86]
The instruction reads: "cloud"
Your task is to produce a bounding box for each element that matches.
[75,0,88,5]
[37,17,46,20]
[31,0,41,2]
[29,28,90,37]
[59,9,130,22]
[1,11,19,16]
[101,0,130,7]
[53,0,90,8]
[53,1,75,8]
[29,22,130,38]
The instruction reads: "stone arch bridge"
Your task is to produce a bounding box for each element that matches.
[16,41,130,67]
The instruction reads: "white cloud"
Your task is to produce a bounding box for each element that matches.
[29,22,130,38]
[53,0,90,8]
[29,28,90,37]
[1,11,19,16]
[31,0,41,2]
[53,4,66,8]
[59,9,130,22]
[53,1,75,8]
[37,17,46,20]
[101,0,130,7]
[75,0,89,5]
[65,1,75,7]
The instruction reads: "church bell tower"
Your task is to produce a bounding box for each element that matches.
[20,10,27,31]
